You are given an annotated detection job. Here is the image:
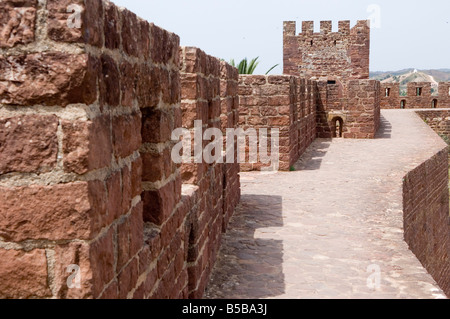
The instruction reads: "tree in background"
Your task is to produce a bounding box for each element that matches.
[230,57,279,75]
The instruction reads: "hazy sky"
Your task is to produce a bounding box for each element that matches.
[111,0,450,74]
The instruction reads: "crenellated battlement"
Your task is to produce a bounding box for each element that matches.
[283,20,370,81]
[283,20,369,37]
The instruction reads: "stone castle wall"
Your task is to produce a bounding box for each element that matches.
[381,82,450,109]
[416,110,450,142]
[0,0,448,299]
[403,145,450,297]
[283,20,379,140]
[237,75,323,171]
[316,79,381,139]
[410,109,450,296]
[0,0,240,299]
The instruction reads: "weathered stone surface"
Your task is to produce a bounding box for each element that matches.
[137,64,161,108]
[99,54,120,107]
[0,182,94,241]
[131,157,143,198]
[101,281,119,299]
[112,113,142,159]
[83,0,103,46]
[141,151,164,183]
[150,24,180,65]
[47,0,84,43]
[62,115,112,175]
[142,178,179,225]
[0,248,51,298]
[120,60,136,107]
[283,20,370,80]
[403,148,450,296]
[53,227,114,299]
[0,0,244,301]
[53,242,94,299]
[120,8,140,57]
[90,228,115,298]
[0,53,98,106]
[0,115,59,174]
[141,108,173,144]
[0,0,37,48]
[121,165,132,215]
[118,257,138,299]
[47,0,103,46]
[104,1,120,50]
[238,75,301,171]
[105,171,121,222]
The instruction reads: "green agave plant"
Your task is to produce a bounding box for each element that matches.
[230,57,279,75]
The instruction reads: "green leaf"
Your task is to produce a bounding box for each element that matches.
[247,57,259,74]
[265,64,279,75]
[230,57,279,75]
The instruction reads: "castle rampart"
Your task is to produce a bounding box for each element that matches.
[381,82,450,109]
[0,0,448,298]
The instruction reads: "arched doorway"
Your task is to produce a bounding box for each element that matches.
[331,117,344,138]
[400,100,406,109]
[432,99,438,108]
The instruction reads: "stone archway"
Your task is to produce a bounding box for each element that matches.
[432,99,438,109]
[400,100,406,109]
[330,116,344,138]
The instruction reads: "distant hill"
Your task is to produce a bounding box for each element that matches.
[370,69,450,95]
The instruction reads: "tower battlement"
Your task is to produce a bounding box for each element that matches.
[283,20,370,80]
[283,20,369,37]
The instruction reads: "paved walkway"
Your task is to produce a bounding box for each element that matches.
[205,110,448,299]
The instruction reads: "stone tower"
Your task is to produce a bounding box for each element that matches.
[283,20,370,82]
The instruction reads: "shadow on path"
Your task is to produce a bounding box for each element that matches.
[375,115,392,139]
[294,139,332,171]
[205,195,284,299]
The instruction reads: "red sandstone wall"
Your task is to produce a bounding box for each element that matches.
[403,147,450,297]
[220,62,241,231]
[316,79,381,139]
[283,20,370,81]
[438,82,450,107]
[347,79,380,138]
[2,0,447,300]
[238,75,302,171]
[416,110,450,142]
[297,79,317,156]
[0,0,239,299]
[282,20,379,139]
[381,82,450,109]
[179,47,240,298]
[406,110,450,296]
[237,75,380,172]
[380,83,401,109]
[0,0,158,299]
